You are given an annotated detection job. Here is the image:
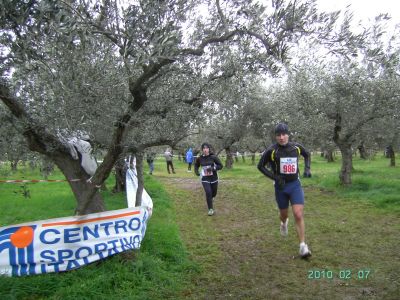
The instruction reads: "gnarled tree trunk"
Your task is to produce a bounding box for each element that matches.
[135,152,144,207]
[324,150,335,162]
[10,159,19,171]
[113,158,126,193]
[337,142,353,185]
[357,142,368,160]
[333,113,353,186]
[225,147,234,169]
[51,153,105,215]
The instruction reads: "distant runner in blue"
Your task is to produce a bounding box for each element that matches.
[258,123,312,258]
[186,148,194,172]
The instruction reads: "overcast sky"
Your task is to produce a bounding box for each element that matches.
[316,0,400,24]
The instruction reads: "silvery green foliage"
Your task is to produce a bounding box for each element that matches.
[0,0,344,150]
[1,0,362,179]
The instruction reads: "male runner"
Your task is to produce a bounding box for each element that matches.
[258,123,312,258]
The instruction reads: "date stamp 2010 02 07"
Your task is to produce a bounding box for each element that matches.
[307,269,371,280]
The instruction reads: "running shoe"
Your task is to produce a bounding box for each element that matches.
[280,218,288,236]
[299,243,312,258]
[208,209,214,216]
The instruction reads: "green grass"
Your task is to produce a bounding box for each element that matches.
[0,154,399,299]
[300,154,400,213]
[156,154,399,299]
[0,166,198,300]
[154,153,399,213]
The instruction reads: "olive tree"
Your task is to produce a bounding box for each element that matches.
[1,0,346,213]
[286,63,399,185]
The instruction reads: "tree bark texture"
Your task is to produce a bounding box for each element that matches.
[113,158,126,193]
[338,143,353,185]
[357,142,368,160]
[333,113,353,185]
[10,160,18,171]
[324,150,335,162]
[225,147,234,169]
[52,154,106,215]
[135,152,144,207]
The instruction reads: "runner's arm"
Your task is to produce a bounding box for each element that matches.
[297,143,311,176]
[194,157,200,176]
[257,149,275,180]
[213,156,223,171]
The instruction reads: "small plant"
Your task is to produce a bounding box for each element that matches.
[19,184,31,199]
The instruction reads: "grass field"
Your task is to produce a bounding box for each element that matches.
[0,154,399,299]
[0,165,197,299]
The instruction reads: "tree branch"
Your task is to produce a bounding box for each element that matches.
[216,0,228,30]
[181,30,239,56]
[0,82,67,155]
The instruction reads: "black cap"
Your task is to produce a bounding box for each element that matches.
[274,123,289,135]
[201,142,211,150]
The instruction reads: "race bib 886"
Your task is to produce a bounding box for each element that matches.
[201,165,213,176]
[280,157,297,174]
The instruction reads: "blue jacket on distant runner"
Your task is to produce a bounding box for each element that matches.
[186,148,194,163]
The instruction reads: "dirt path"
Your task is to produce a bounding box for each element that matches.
[158,175,400,300]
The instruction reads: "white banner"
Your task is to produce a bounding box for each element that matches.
[0,207,150,276]
[0,160,153,276]
[126,159,153,215]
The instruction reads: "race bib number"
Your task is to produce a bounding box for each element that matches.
[201,165,213,176]
[280,157,297,174]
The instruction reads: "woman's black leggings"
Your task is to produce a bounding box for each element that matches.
[202,181,218,209]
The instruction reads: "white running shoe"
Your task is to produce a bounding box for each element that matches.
[299,243,312,258]
[280,218,288,236]
[208,209,214,216]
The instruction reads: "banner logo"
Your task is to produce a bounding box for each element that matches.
[0,226,37,276]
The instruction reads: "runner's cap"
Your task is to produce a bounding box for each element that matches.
[201,142,211,150]
[274,123,289,135]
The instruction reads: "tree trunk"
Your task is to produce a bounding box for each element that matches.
[40,158,54,180]
[241,152,245,163]
[113,158,126,193]
[390,152,396,167]
[29,159,37,171]
[135,152,144,207]
[251,153,255,165]
[338,143,353,185]
[332,112,353,186]
[10,159,18,171]
[324,150,334,162]
[225,147,234,169]
[53,154,105,215]
[357,142,368,160]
